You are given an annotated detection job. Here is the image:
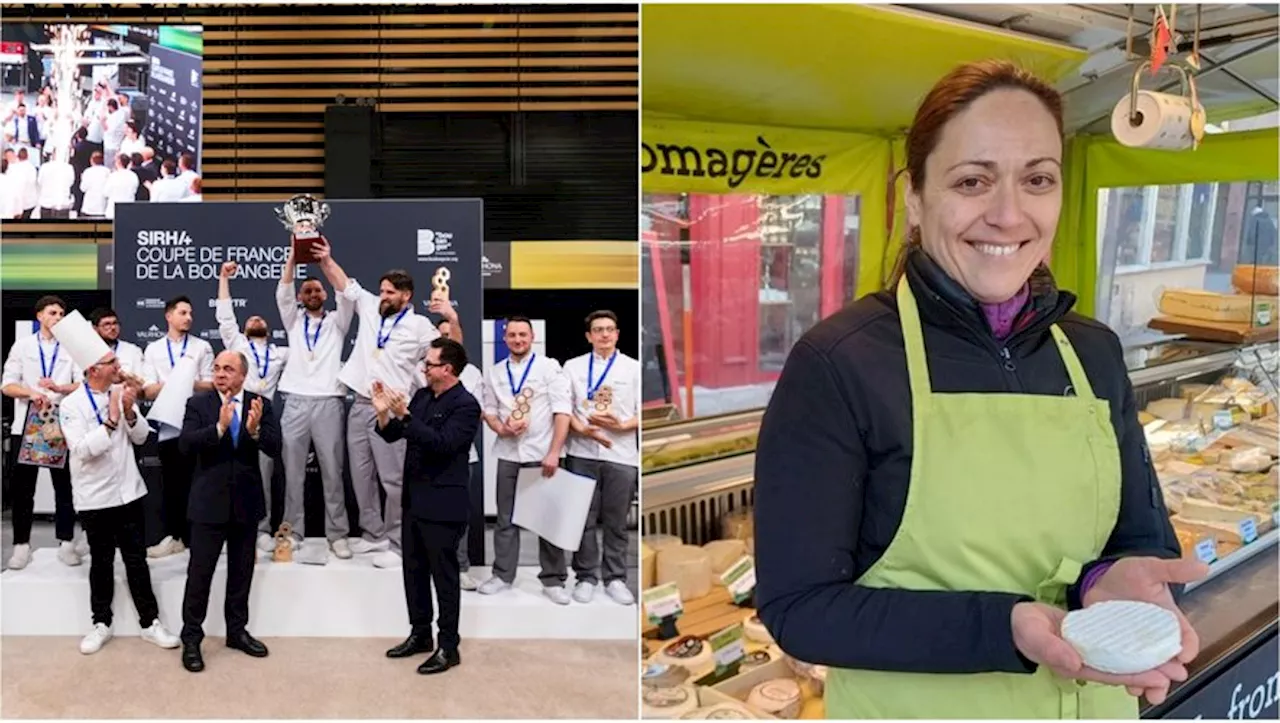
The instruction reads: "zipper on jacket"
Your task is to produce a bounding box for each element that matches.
[1000,347,1016,372]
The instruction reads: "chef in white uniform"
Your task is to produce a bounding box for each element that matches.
[141,295,215,558]
[563,310,640,606]
[478,317,573,604]
[216,261,292,550]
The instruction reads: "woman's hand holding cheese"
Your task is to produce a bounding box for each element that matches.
[1083,558,1209,669]
[1011,601,1188,705]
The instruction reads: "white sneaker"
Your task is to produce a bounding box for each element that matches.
[256,534,274,553]
[572,581,596,604]
[372,550,402,569]
[459,572,479,591]
[79,623,112,654]
[7,543,32,570]
[477,576,511,595]
[330,539,352,559]
[605,580,636,606]
[74,535,91,558]
[348,538,390,555]
[57,541,83,567]
[543,586,571,606]
[147,536,177,559]
[140,620,180,649]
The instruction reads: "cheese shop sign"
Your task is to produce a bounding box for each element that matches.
[641,119,887,195]
[1153,633,1278,720]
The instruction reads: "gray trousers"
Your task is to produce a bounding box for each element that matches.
[348,396,405,551]
[279,395,348,541]
[564,456,637,585]
[493,459,567,588]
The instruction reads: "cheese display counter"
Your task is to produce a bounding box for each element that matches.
[641,339,1278,719]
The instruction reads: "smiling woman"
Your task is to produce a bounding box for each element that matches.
[752,60,1209,720]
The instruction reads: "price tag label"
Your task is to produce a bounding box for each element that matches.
[1194,537,1218,565]
[709,622,746,673]
[1239,518,1259,545]
[642,582,684,625]
[720,556,757,604]
[1255,302,1274,327]
[1212,410,1234,430]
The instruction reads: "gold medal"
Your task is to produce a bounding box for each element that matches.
[511,408,525,421]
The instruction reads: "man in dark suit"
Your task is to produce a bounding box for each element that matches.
[374,337,481,675]
[9,103,41,154]
[177,350,282,673]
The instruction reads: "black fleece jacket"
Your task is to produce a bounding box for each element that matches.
[753,249,1180,675]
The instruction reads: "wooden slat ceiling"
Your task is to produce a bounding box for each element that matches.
[0,4,638,246]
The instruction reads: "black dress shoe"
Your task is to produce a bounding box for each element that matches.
[417,648,460,675]
[386,632,434,659]
[182,643,205,673]
[226,631,269,657]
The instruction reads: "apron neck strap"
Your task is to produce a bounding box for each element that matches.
[898,277,1099,402]
[1048,325,1099,400]
[896,277,933,411]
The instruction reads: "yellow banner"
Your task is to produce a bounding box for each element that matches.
[642,118,890,195]
[510,241,637,290]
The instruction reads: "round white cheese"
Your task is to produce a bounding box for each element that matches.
[746,678,802,719]
[654,636,714,675]
[1062,600,1182,675]
[743,614,773,644]
[643,684,699,719]
[683,703,757,719]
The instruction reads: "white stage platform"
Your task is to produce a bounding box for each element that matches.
[0,547,637,640]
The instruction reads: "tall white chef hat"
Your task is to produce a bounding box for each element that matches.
[51,310,112,370]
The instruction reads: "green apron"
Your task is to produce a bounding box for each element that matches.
[824,278,1135,719]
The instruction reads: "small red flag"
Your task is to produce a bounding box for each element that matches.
[1151,13,1172,74]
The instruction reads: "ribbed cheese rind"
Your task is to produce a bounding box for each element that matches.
[657,545,714,601]
[1062,601,1182,675]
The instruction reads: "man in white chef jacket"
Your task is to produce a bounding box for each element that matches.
[436,315,484,591]
[72,308,145,383]
[563,310,640,606]
[1,296,81,569]
[312,238,439,569]
[53,315,181,655]
[217,261,293,550]
[478,317,574,604]
[274,246,357,561]
[141,295,215,558]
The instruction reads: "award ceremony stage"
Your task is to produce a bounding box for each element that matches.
[0,547,636,640]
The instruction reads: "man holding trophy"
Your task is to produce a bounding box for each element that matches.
[273,195,358,560]
[564,310,640,606]
[309,235,441,569]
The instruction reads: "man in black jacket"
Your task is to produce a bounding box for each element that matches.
[177,350,282,673]
[375,337,481,675]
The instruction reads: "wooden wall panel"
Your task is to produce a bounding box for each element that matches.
[0,3,638,246]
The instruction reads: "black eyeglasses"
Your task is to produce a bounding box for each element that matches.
[424,362,446,369]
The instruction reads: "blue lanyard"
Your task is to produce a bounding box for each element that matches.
[507,354,535,395]
[38,338,59,378]
[377,308,409,349]
[166,335,188,368]
[84,382,105,424]
[587,351,617,401]
[303,311,325,353]
[249,341,270,379]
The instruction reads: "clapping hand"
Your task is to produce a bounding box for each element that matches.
[387,389,409,418]
[370,381,391,415]
[108,386,122,425]
[121,384,138,423]
[218,395,236,434]
[245,397,263,437]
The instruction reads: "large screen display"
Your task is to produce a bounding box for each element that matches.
[0,23,203,221]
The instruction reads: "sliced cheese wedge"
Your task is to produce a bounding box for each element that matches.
[1061,600,1182,675]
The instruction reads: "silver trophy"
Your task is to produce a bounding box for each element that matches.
[274,194,331,263]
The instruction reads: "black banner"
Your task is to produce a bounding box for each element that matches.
[144,43,202,168]
[1157,632,1278,720]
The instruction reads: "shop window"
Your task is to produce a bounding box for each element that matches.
[641,192,860,419]
[1097,180,1275,346]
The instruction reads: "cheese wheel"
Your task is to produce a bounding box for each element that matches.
[654,636,714,675]
[703,539,747,580]
[740,647,775,672]
[642,542,657,590]
[746,678,802,719]
[1062,600,1182,675]
[1232,264,1280,296]
[643,684,699,719]
[643,662,690,689]
[695,703,756,719]
[657,545,714,601]
[744,613,773,644]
